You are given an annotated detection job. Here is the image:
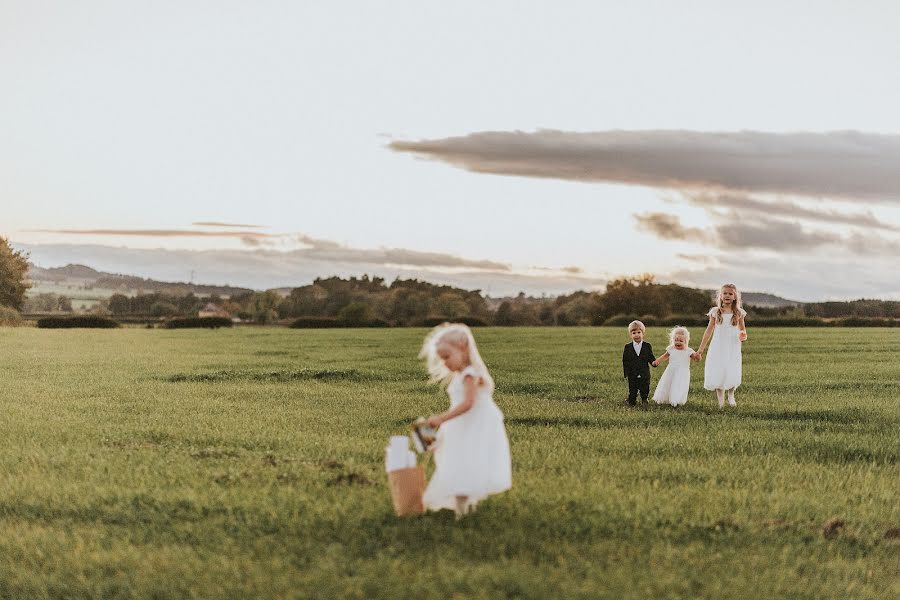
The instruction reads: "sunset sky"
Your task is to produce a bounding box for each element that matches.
[3,1,899,300]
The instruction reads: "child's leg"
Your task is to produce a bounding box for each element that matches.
[727,387,736,406]
[627,379,638,405]
[715,388,725,408]
[639,380,650,403]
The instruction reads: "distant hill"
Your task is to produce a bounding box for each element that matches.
[486,290,802,309]
[705,290,801,308]
[27,263,253,297]
[27,263,803,307]
[29,264,102,281]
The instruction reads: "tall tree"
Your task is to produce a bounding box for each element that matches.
[0,238,30,310]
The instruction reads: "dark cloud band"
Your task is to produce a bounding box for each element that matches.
[391,130,900,202]
[637,212,899,255]
[32,228,272,238]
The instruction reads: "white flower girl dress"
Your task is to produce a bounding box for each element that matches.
[423,365,512,512]
[653,346,694,406]
[704,307,746,391]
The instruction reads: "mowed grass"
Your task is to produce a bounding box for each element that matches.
[0,327,897,599]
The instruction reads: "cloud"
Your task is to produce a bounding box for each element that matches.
[640,212,900,254]
[715,218,843,251]
[633,213,715,242]
[685,192,900,232]
[192,222,265,228]
[240,236,264,247]
[667,253,900,302]
[390,130,900,202]
[675,253,716,265]
[32,228,273,239]
[289,235,511,271]
[15,242,603,297]
[27,229,510,271]
[529,265,583,274]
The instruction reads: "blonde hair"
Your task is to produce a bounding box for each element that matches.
[627,320,645,332]
[714,283,744,326]
[668,325,690,348]
[419,323,494,392]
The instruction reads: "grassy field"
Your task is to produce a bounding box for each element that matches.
[0,327,897,599]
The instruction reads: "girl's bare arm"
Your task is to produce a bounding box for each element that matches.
[696,318,716,355]
[652,351,670,367]
[428,375,478,427]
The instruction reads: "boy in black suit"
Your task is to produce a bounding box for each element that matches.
[622,320,656,405]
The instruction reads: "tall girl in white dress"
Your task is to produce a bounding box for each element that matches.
[652,326,698,407]
[420,323,512,517]
[696,283,748,408]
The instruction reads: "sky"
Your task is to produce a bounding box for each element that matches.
[2,1,899,300]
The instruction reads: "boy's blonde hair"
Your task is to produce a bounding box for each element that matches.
[668,325,690,348]
[628,320,645,333]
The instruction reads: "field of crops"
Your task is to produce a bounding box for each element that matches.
[1,327,897,598]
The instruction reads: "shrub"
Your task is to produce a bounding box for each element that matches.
[602,314,659,327]
[162,317,233,329]
[289,317,344,329]
[836,317,900,327]
[421,316,451,327]
[421,316,488,328]
[289,317,394,328]
[656,314,710,327]
[749,317,828,327]
[456,316,489,327]
[337,302,372,326]
[36,316,120,328]
[149,301,179,317]
[0,305,24,327]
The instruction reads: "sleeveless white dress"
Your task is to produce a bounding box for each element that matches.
[653,346,694,406]
[423,365,512,511]
[703,307,745,391]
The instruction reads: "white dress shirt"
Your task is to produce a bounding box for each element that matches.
[632,341,643,355]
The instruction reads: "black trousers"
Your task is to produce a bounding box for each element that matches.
[627,375,650,404]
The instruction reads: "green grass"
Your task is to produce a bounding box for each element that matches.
[0,327,897,599]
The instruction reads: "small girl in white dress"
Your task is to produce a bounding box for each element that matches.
[696,283,748,408]
[419,323,512,517]
[652,326,698,407]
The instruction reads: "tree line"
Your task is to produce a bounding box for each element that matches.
[3,239,898,326]
[87,274,721,326]
[93,274,900,325]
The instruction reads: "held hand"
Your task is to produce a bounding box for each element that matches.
[651,360,658,367]
[426,415,443,428]
[692,351,702,361]
[738,331,748,342]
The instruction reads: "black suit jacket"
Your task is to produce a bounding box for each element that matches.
[622,342,656,380]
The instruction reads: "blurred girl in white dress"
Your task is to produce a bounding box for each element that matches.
[419,323,512,517]
[652,326,698,407]
[696,284,748,408]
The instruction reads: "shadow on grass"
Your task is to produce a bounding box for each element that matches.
[388,416,621,430]
[747,381,900,394]
[507,416,608,428]
[165,368,381,384]
[2,491,887,573]
[776,440,897,466]
[734,407,875,425]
